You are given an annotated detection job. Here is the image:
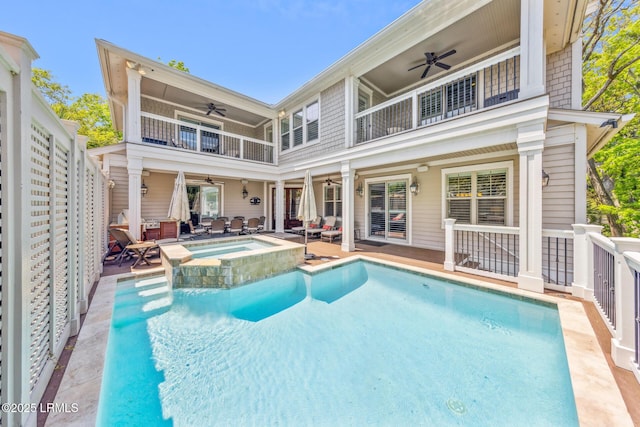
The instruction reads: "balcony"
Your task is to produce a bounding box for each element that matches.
[140,112,275,164]
[355,48,520,145]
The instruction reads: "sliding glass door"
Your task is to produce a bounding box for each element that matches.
[367,178,408,242]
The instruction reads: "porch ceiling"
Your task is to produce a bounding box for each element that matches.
[360,0,521,96]
[140,79,269,127]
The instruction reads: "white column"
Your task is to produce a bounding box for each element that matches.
[444,219,457,271]
[275,180,285,233]
[571,224,603,300]
[574,124,587,223]
[610,238,640,370]
[344,76,355,148]
[517,123,545,292]
[127,157,143,240]
[341,162,355,252]
[126,67,142,143]
[571,37,583,110]
[519,0,545,98]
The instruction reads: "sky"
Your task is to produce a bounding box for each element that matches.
[1,0,422,104]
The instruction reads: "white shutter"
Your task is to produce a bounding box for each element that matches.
[477,170,506,225]
[54,144,70,344]
[447,174,472,223]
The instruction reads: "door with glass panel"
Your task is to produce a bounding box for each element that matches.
[367,179,408,241]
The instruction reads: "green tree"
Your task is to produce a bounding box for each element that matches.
[32,68,120,148]
[583,0,640,236]
[167,59,190,73]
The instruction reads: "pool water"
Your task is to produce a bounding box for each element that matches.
[97,261,578,426]
[188,240,274,259]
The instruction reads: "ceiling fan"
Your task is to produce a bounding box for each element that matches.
[325,176,333,186]
[204,102,226,117]
[408,49,457,79]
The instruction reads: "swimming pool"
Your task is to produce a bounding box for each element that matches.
[97,260,578,426]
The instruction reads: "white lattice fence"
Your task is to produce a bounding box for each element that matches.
[53,143,69,345]
[29,123,52,391]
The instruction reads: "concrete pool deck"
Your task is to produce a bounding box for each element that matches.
[45,240,637,426]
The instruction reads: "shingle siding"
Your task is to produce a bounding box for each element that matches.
[279,80,345,165]
[546,46,573,109]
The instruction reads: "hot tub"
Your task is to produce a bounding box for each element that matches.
[160,235,305,289]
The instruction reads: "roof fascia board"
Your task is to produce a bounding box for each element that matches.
[95,39,275,118]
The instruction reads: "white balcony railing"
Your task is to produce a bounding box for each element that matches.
[355,47,521,144]
[139,112,275,164]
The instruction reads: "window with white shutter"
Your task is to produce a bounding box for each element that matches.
[443,162,512,226]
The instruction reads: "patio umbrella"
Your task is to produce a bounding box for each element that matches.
[168,171,190,240]
[297,170,317,259]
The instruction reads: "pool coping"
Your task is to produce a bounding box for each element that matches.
[46,256,633,426]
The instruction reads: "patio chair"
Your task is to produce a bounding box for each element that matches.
[182,220,207,239]
[291,216,321,234]
[111,228,159,267]
[257,216,266,232]
[209,219,226,235]
[246,217,260,234]
[308,216,336,239]
[104,227,130,263]
[321,226,343,243]
[228,218,244,235]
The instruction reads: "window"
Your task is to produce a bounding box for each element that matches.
[367,179,408,241]
[281,117,290,150]
[280,100,320,151]
[442,162,512,226]
[177,115,221,152]
[323,184,342,217]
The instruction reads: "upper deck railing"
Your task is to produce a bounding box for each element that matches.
[355,47,521,144]
[140,112,275,165]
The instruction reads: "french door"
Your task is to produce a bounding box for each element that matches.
[367,178,408,242]
[271,188,303,229]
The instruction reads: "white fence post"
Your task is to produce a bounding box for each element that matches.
[610,237,640,371]
[572,224,603,300]
[444,218,456,271]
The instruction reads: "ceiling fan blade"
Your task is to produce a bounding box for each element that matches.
[214,110,226,117]
[421,65,431,79]
[407,62,427,71]
[437,49,457,60]
[206,110,213,115]
[435,62,451,70]
[216,108,227,112]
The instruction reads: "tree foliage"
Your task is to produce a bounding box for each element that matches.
[583,0,640,236]
[32,68,120,148]
[167,59,190,73]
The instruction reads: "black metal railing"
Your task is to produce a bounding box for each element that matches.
[593,243,616,329]
[543,234,574,287]
[454,229,519,277]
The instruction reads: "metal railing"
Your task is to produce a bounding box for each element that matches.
[542,229,574,288]
[355,47,520,144]
[452,224,520,279]
[140,112,275,164]
[591,233,616,329]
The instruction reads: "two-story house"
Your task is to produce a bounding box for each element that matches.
[91,0,631,294]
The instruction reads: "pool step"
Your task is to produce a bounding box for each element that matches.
[112,277,172,327]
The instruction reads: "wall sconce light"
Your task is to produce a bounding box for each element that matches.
[600,118,618,129]
[140,180,148,197]
[409,179,420,196]
[108,179,116,190]
[241,179,249,199]
[356,182,364,197]
[542,169,550,188]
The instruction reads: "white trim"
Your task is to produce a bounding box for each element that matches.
[279,95,321,152]
[441,160,514,227]
[174,110,224,130]
[364,173,412,244]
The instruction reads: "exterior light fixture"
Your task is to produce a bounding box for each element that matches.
[409,179,420,196]
[241,179,249,199]
[542,170,550,188]
[356,182,364,197]
[278,110,286,118]
[140,180,149,197]
[600,118,618,128]
[108,179,116,190]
